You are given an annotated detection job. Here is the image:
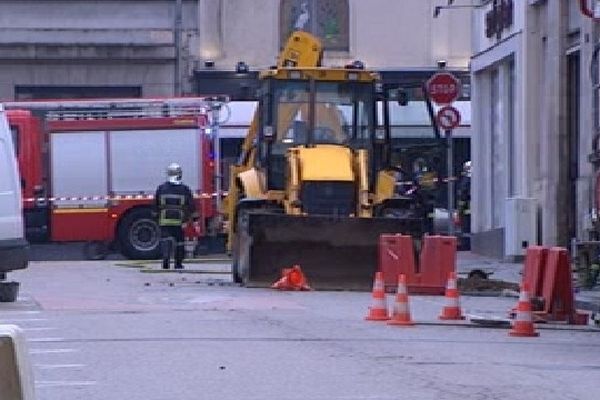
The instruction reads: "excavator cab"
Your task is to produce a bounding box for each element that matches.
[257,68,379,198]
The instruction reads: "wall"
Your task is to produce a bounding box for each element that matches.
[0,0,199,98]
[196,0,472,71]
[470,0,586,257]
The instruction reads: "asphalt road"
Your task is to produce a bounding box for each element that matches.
[1,260,599,400]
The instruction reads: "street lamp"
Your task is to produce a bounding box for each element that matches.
[433,1,479,18]
[235,61,249,74]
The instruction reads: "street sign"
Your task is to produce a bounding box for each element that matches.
[436,106,461,131]
[426,72,461,105]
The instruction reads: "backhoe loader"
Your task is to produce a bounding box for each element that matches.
[223,31,438,290]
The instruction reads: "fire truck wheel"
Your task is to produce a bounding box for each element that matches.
[119,208,161,260]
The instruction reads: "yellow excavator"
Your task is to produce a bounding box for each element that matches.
[223,31,437,289]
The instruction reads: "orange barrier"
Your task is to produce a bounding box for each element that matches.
[387,274,414,326]
[378,234,456,295]
[522,246,548,298]
[378,234,416,291]
[365,271,390,321]
[516,246,587,324]
[510,283,539,337]
[438,271,464,320]
[536,247,576,323]
[271,265,312,291]
[418,236,457,294]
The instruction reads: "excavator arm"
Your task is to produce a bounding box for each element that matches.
[223,31,323,250]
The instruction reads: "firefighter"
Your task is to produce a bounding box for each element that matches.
[457,160,471,235]
[154,163,197,269]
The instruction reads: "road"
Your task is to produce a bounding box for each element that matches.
[1,260,599,400]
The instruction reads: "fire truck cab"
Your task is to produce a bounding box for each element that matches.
[6,98,223,260]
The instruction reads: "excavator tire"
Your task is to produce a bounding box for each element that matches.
[232,211,423,291]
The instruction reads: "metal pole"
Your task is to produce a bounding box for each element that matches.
[447,129,455,236]
[174,0,183,96]
[211,103,222,219]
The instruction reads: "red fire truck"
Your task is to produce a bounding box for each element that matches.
[6,97,225,259]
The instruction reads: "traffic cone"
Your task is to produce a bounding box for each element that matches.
[365,271,390,321]
[271,265,312,291]
[387,274,414,326]
[509,283,539,337]
[439,271,465,320]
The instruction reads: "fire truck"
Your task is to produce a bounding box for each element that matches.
[5,97,226,260]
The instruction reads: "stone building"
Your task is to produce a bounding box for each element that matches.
[469,0,597,258]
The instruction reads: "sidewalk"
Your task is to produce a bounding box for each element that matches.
[457,251,600,313]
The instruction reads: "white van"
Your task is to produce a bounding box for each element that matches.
[0,104,28,302]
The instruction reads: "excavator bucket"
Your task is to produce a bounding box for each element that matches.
[233,212,423,291]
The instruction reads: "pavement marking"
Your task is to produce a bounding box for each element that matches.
[29,337,66,343]
[0,310,41,315]
[0,318,48,322]
[23,327,57,332]
[35,364,86,370]
[30,348,79,355]
[35,380,97,388]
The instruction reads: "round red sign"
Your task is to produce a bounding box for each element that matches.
[426,72,461,105]
[436,106,461,131]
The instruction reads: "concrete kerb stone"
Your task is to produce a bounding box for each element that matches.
[412,319,600,332]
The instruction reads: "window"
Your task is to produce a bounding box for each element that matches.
[271,81,373,147]
[9,126,19,156]
[280,0,349,51]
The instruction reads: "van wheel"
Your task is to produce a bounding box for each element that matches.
[0,281,20,303]
[118,208,161,260]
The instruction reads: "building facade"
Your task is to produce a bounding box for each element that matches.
[195,0,471,84]
[0,0,200,99]
[470,0,595,258]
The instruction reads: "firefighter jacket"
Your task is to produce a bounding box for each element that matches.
[457,176,471,216]
[154,181,197,227]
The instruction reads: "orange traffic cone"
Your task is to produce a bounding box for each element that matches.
[271,265,311,291]
[439,271,465,320]
[509,283,539,337]
[365,271,390,321]
[387,274,414,326]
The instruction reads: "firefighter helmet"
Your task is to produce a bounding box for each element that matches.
[166,163,183,183]
[463,161,471,178]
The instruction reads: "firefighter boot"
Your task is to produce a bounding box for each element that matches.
[174,241,185,269]
[161,237,173,269]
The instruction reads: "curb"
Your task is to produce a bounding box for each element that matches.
[413,319,600,332]
[575,298,600,313]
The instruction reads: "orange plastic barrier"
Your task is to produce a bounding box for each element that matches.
[418,236,457,294]
[378,234,456,295]
[517,246,587,325]
[378,234,416,291]
[522,246,548,298]
[536,247,576,323]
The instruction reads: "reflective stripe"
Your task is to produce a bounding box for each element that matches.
[445,296,459,308]
[160,194,185,206]
[372,298,386,309]
[515,311,532,322]
[393,301,408,315]
[447,278,457,290]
